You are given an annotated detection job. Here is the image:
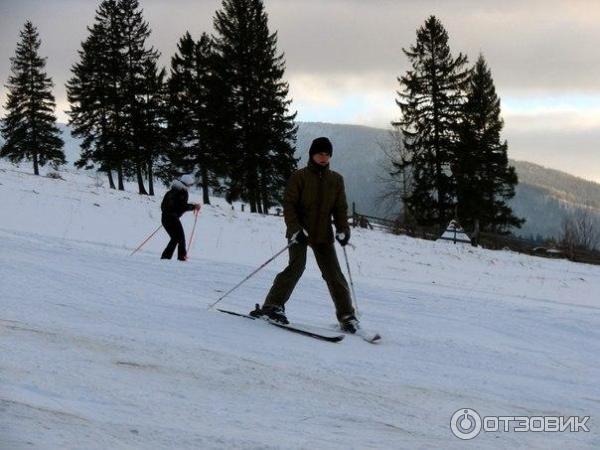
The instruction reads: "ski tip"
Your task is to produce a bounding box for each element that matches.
[359,331,382,343]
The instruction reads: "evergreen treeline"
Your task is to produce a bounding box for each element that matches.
[455,55,524,232]
[1,21,65,175]
[394,16,523,233]
[1,7,520,228]
[66,0,164,193]
[64,0,297,206]
[165,32,220,205]
[212,0,297,213]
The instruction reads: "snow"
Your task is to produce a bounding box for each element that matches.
[1,161,599,449]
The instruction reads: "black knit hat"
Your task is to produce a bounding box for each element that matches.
[309,137,333,158]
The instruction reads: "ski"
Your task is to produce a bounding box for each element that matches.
[289,322,381,344]
[216,308,345,343]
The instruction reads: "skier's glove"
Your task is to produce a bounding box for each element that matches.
[336,229,350,246]
[290,229,308,245]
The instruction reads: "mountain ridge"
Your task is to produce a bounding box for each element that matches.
[296,122,600,240]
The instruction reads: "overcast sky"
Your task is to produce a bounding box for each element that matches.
[1,0,600,182]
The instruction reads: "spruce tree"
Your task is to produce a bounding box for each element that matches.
[212,0,297,213]
[1,21,65,175]
[138,57,166,196]
[67,0,126,189]
[68,21,110,187]
[67,0,162,194]
[166,32,222,204]
[455,55,524,233]
[120,0,160,195]
[253,12,298,212]
[395,16,468,227]
[96,0,128,190]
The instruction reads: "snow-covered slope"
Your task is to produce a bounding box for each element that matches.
[1,161,599,449]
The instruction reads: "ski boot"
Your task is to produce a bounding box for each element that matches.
[249,304,289,325]
[339,314,360,334]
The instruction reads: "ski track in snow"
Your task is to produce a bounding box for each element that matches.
[1,163,600,449]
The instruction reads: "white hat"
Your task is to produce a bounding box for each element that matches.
[179,174,195,187]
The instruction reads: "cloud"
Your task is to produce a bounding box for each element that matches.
[506,123,600,183]
[3,0,600,98]
[506,111,600,134]
[289,72,397,126]
[267,0,600,93]
[2,0,600,181]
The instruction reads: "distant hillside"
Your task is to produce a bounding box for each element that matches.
[297,122,600,240]
[511,160,600,210]
[32,122,600,241]
[509,161,600,239]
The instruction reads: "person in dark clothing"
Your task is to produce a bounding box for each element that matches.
[160,174,200,261]
[250,137,359,333]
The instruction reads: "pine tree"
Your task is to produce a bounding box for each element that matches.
[96,0,128,190]
[166,32,222,204]
[67,0,162,194]
[67,0,126,189]
[1,21,65,175]
[253,12,298,212]
[212,0,297,213]
[119,0,160,195]
[455,55,524,233]
[68,22,110,187]
[138,57,166,196]
[395,16,468,227]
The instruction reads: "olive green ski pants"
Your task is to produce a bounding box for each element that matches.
[263,242,355,321]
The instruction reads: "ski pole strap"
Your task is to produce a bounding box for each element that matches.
[207,241,293,310]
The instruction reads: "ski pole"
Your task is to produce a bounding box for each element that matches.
[186,208,200,259]
[208,241,293,310]
[342,245,359,316]
[130,225,162,256]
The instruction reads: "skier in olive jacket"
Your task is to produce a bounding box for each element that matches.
[250,137,359,333]
[160,174,200,261]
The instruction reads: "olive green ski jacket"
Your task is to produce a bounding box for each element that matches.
[283,160,350,245]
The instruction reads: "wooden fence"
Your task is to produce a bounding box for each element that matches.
[350,203,600,266]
